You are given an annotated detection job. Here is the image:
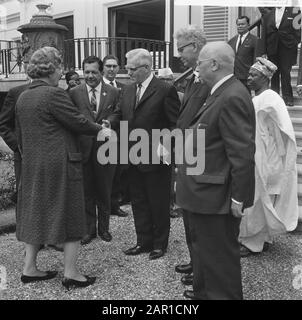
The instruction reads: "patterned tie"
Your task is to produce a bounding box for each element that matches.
[135,83,142,107]
[90,88,97,112]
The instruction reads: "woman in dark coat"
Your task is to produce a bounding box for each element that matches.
[16,47,102,289]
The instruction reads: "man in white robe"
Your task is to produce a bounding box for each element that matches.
[239,57,298,256]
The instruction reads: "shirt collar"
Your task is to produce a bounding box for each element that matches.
[211,74,233,95]
[139,73,153,89]
[86,81,102,93]
[239,31,249,41]
[103,77,116,87]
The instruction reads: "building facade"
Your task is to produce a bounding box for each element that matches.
[0,0,261,69]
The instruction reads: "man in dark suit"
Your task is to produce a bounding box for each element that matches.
[174,25,210,286]
[261,6,301,106]
[102,54,129,217]
[0,83,30,201]
[177,41,255,300]
[69,56,121,245]
[228,16,263,90]
[120,48,180,260]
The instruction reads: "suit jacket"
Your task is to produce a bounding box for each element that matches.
[262,7,301,60]
[177,75,210,130]
[69,80,121,163]
[0,83,30,153]
[176,76,256,214]
[119,75,180,172]
[228,33,263,80]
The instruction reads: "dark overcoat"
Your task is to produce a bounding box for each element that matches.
[176,76,256,213]
[15,81,101,244]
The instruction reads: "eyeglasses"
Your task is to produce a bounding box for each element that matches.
[125,64,147,72]
[104,64,118,69]
[197,58,213,66]
[177,42,194,53]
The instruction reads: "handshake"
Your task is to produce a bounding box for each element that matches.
[100,119,112,138]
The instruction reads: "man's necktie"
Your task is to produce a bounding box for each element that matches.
[237,35,242,52]
[135,83,142,107]
[90,88,97,112]
[110,81,114,86]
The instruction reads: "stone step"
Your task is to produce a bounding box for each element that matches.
[295,132,302,147]
[297,150,302,164]
[291,118,302,132]
[288,106,302,117]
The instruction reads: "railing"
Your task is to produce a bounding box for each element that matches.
[248,17,262,38]
[64,37,171,71]
[0,41,23,78]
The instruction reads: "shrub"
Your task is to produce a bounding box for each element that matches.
[0,150,16,210]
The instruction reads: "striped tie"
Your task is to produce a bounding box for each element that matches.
[90,88,97,112]
[135,83,142,107]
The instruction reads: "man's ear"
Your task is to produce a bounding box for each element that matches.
[211,59,219,71]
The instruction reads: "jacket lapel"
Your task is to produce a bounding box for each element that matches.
[134,76,157,111]
[192,76,236,123]
[242,33,250,46]
[81,84,95,119]
[279,7,288,28]
[181,76,195,107]
[128,84,137,117]
[96,81,109,119]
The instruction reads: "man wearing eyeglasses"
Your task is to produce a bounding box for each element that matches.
[69,56,121,245]
[177,41,255,300]
[119,48,180,260]
[102,54,129,218]
[173,25,210,289]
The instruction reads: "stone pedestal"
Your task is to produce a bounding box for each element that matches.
[17,4,68,67]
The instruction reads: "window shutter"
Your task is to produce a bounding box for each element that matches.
[203,6,229,42]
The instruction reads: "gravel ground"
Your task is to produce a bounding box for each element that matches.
[1,205,302,300]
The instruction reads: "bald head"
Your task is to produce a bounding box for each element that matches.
[200,41,234,72]
[197,41,235,87]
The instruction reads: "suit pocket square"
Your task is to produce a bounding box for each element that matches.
[287,17,293,20]
[106,105,112,109]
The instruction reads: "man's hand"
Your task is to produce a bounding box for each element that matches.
[297,85,302,96]
[101,119,111,129]
[157,143,170,165]
[101,127,112,138]
[231,201,244,218]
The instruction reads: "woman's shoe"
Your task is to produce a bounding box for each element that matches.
[21,271,58,284]
[62,275,96,290]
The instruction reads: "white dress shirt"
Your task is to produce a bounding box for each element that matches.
[275,7,285,29]
[86,82,102,112]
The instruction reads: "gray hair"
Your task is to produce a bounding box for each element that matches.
[126,48,152,66]
[27,46,62,79]
[174,25,207,50]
